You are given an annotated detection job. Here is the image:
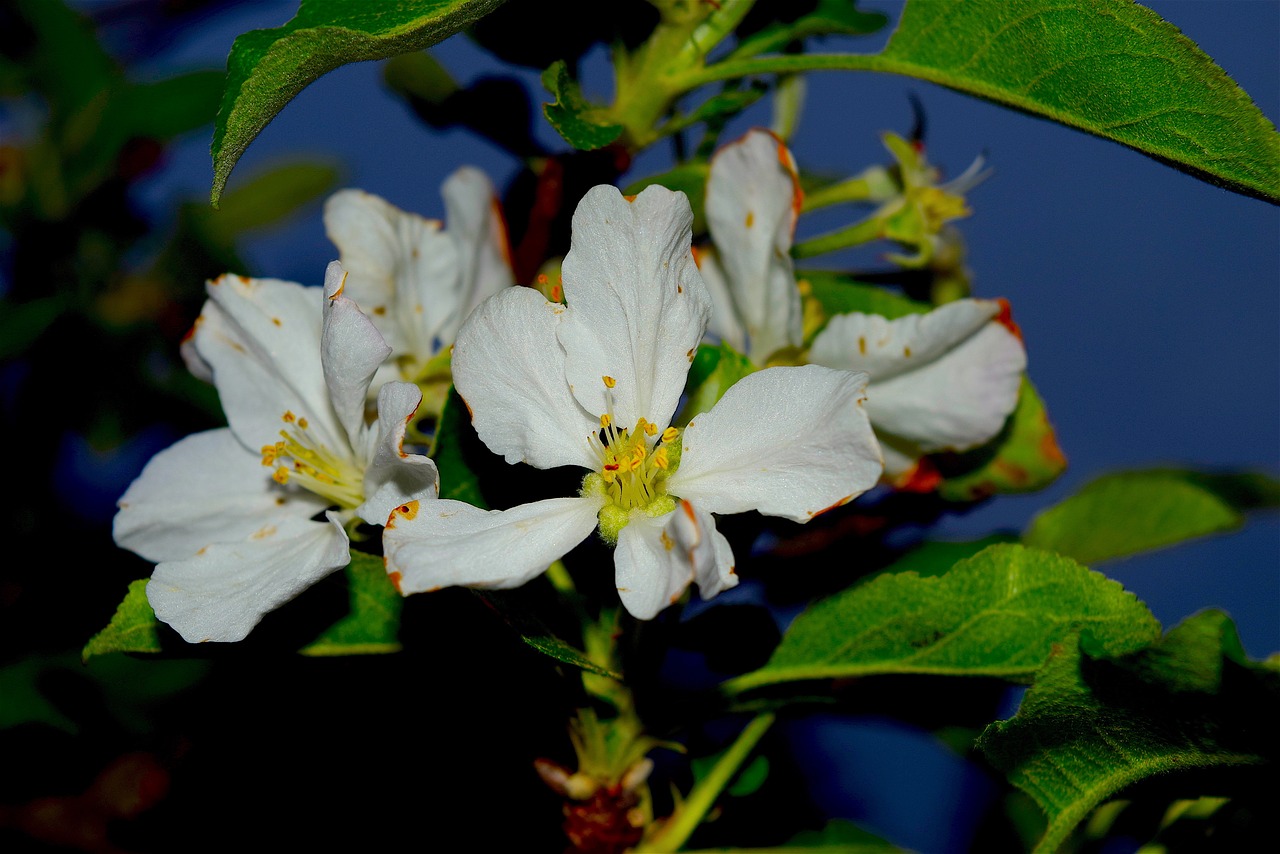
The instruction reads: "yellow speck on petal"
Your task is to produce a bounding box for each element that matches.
[660,531,674,551]
[744,210,755,228]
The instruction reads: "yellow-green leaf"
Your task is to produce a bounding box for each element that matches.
[82,578,162,661]
[301,552,404,656]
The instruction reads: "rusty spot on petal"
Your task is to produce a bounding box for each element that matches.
[993,298,1023,342]
[894,457,943,493]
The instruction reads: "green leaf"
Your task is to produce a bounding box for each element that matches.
[0,295,66,361]
[878,0,1280,204]
[878,534,1020,579]
[724,544,1160,695]
[1023,468,1280,564]
[195,162,341,240]
[693,0,1280,204]
[623,162,711,233]
[676,341,756,426]
[301,552,404,656]
[475,590,622,680]
[0,658,78,733]
[977,611,1279,853]
[799,269,928,326]
[690,752,770,798]
[82,579,163,661]
[541,60,624,151]
[210,0,506,205]
[434,384,487,508]
[785,818,905,852]
[935,377,1067,502]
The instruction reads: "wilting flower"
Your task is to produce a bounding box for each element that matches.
[113,262,439,642]
[383,185,882,620]
[323,167,514,418]
[701,128,1026,480]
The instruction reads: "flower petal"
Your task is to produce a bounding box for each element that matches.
[696,248,748,354]
[613,500,736,620]
[147,512,350,643]
[558,184,710,429]
[705,128,804,362]
[384,496,601,593]
[323,187,462,359]
[114,428,329,563]
[452,285,597,470]
[190,274,344,451]
[322,261,392,445]
[443,166,515,321]
[670,364,883,522]
[358,381,440,525]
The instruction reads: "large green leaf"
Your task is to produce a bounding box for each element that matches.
[977,610,1279,853]
[724,544,1159,694]
[210,0,506,205]
[690,0,1280,204]
[1023,469,1280,564]
[301,552,404,656]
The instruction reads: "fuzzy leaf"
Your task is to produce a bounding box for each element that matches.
[1023,469,1280,564]
[977,610,1279,853]
[301,552,404,656]
[677,341,756,426]
[82,579,163,661]
[210,0,506,204]
[541,60,624,150]
[724,544,1160,694]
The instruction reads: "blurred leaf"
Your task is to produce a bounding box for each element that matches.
[677,341,755,426]
[542,60,624,151]
[9,0,114,114]
[0,658,77,733]
[936,378,1067,502]
[301,552,403,656]
[977,610,1279,853]
[623,161,710,233]
[1023,469,1280,564]
[725,544,1160,695]
[434,384,487,508]
[786,818,905,851]
[799,269,927,324]
[383,49,459,104]
[210,0,506,204]
[82,579,162,661]
[196,161,341,240]
[734,0,890,58]
[475,590,622,680]
[0,295,67,360]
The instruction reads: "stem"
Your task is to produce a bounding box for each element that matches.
[545,559,577,597]
[800,175,876,212]
[638,712,777,853]
[792,217,881,259]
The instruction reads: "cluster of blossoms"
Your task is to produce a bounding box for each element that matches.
[114,130,1026,643]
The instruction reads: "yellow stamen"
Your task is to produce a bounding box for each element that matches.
[602,375,616,388]
[662,426,679,443]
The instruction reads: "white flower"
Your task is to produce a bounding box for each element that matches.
[113,262,439,642]
[702,128,1026,480]
[323,167,514,407]
[382,185,882,620]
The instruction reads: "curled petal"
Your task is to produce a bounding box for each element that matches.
[384,496,602,593]
[322,261,392,446]
[558,184,710,429]
[358,382,440,525]
[114,428,328,563]
[670,365,883,522]
[147,512,350,643]
[705,128,804,362]
[613,501,736,620]
[452,286,597,470]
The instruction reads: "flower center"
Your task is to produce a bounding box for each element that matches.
[582,377,681,542]
[261,410,364,509]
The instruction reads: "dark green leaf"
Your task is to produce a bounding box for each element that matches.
[1023,469,1280,564]
[725,544,1159,694]
[434,384,488,508]
[475,590,622,680]
[0,296,66,361]
[977,611,1279,853]
[82,579,163,661]
[301,552,403,656]
[0,658,77,733]
[786,818,905,851]
[541,60,624,151]
[211,0,507,205]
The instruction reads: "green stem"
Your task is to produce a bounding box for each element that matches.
[792,217,881,259]
[801,175,877,212]
[638,712,777,853]
[544,559,577,597]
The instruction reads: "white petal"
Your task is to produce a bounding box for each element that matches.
[705,128,804,362]
[451,285,597,470]
[696,248,748,354]
[190,274,344,451]
[357,381,440,525]
[443,166,515,321]
[114,428,329,563]
[613,501,737,620]
[670,364,883,522]
[147,512,350,643]
[809,298,1000,382]
[322,261,392,445]
[323,187,462,359]
[383,496,601,592]
[558,184,710,429]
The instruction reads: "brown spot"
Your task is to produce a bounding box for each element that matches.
[388,501,420,528]
[903,346,911,357]
[660,531,674,551]
[893,457,943,493]
[251,525,278,540]
[993,298,1023,342]
[858,336,867,355]
[237,275,250,285]
[677,284,683,293]
[1040,430,1067,466]
[272,317,281,326]
[809,494,854,518]
[686,348,695,362]
[622,194,637,203]
[994,459,1030,485]
[196,546,207,555]
[411,247,420,258]
[744,210,755,229]
[275,497,287,505]
[373,305,387,316]
[387,569,404,593]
